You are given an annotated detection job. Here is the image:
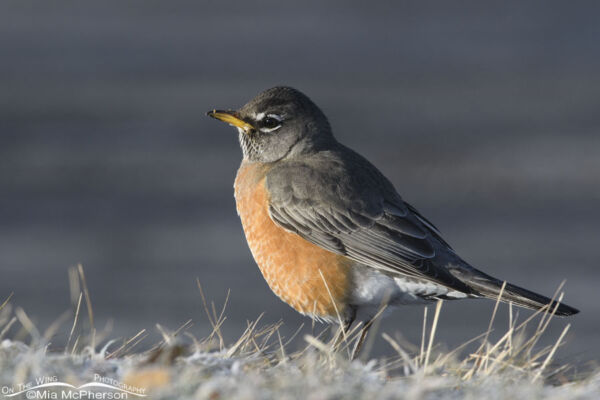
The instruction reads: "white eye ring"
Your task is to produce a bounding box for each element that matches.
[258,113,283,133]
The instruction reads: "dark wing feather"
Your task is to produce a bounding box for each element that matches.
[405,201,453,250]
[265,153,474,294]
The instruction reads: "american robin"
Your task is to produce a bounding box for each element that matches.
[207,86,578,359]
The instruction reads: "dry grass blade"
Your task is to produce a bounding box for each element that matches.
[282,323,305,349]
[197,279,229,349]
[66,292,83,354]
[462,282,506,379]
[419,305,428,367]
[43,310,71,342]
[304,334,332,354]
[382,333,417,374]
[508,302,514,353]
[359,303,388,361]
[482,328,515,374]
[106,329,147,359]
[277,330,286,362]
[318,269,346,343]
[509,292,563,360]
[484,282,507,342]
[525,292,564,357]
[424,300,443,372]
[295,326,336,358]
[77,264,94,332]
[438,331,488,367]
[226,313,264,357]
[533,282,565,333]
[70,335,80,355]
[0,292,13,312]
[15,307,40,342]
[532,324,571,382]
[0,316,17,341]
[68,267,80,306]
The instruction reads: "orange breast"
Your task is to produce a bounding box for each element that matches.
[234,162,352,319]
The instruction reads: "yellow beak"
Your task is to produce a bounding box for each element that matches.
[207,110,255,133]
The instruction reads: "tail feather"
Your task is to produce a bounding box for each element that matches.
[452,269,579,316]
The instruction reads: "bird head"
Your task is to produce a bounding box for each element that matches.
[207,86,335,162]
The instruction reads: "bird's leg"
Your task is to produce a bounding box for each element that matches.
[332,308,356,351]
[350,317,375,361]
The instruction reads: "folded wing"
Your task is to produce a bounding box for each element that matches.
[265,156,475,295]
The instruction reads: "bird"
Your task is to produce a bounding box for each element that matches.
[207,86,579,360]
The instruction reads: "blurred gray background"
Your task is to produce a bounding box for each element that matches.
[1,1,598,362]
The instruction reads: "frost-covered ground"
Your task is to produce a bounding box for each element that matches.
[0,282,597,400]
[1,338,598,400]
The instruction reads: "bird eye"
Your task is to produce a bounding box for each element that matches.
[262,117,279,128]
[258,114,282,132]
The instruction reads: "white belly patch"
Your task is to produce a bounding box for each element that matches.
[350,267,467,309]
